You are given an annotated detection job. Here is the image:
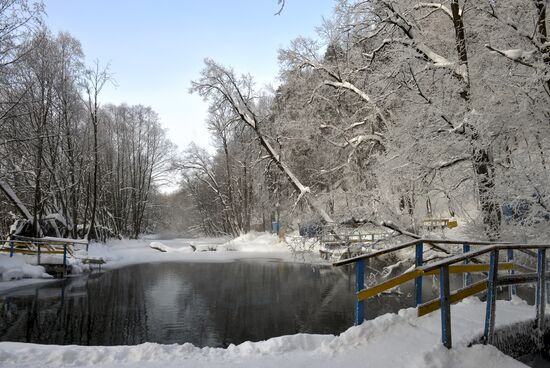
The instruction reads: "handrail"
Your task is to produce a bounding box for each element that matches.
[357,263,514,301]
[0,236,78,277]
[1,239,41,245]
[422,243,550,272]
[333,238,422,266]
[332,237,514,267]
[421,238,509,245]
[0,239,70,246]
[332,237,550,350]
[10,235,88,245]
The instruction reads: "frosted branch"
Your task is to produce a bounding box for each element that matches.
[485,44,535,68]
[413,3,456,20]
[323,80,372,103]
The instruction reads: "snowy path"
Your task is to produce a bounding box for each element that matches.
[0,297,535,367]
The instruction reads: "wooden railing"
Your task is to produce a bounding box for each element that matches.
[333,238,550,349]
[0,236,88,276]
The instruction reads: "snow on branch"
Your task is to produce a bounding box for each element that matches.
[366,38,467,81]
[345,121,367,131]
[480,4,542,51]
[318,163,348,175]
[416,155,471,181]
[484,44,535,68]
[413,2,457,20]
[378,2,469,83]
[319,123,385,149]
[323,134,384,149]
[287,45,391,126]
[323,80,371,103]
[293,185,310,208]
[437,120,465,134]
[349,134,384,147]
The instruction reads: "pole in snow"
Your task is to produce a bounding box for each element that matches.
[355,259,365,325]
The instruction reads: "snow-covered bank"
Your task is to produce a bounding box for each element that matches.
[0,255,52,282]
[217,231,287,252]
[89,232,292,269]
[0,297,534,368]
[0,232,291,294]
[0,255,55,293]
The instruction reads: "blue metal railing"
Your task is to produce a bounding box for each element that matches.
[334,238,550,349]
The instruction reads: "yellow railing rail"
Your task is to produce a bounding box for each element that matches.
[418,280,488,317]
[357,263,514,301]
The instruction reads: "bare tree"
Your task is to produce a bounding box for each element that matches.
[191,59,334,224]
[81,61,110,240]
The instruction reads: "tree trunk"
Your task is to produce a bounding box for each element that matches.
[87,120,98,240]
[472,147,501,240]
[32,131,44,237]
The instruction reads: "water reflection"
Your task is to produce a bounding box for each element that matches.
[0,260,433,347]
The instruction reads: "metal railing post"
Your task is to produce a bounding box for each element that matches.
[439,265,452,348]
[37,243,41,265]
[463,243,471,287]
[415,242,423,306]
[355,259,365,325]
[536,249,546,335]
[483,249,499,345]
[507,248,515,299]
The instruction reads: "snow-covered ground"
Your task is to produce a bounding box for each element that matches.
[0,255,52,282]
[88,231,293,268]
[0,232,543,367]
[0,297,536,368]
[0,254,55,293]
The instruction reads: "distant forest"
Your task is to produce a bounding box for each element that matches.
[1,0,549,241]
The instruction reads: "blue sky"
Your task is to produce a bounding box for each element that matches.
[42,1,335,151]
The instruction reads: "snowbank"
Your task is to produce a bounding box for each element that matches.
[0,255,52,281]
[83,233,294,272]
[0,297,532,368]
[217,231,287,252]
